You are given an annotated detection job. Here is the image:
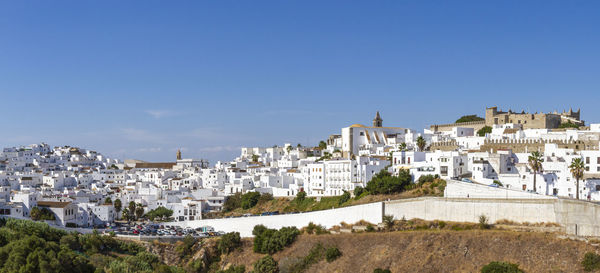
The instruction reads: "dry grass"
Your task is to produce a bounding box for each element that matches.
[219,230,599,273]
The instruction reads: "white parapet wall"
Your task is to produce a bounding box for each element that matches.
[384,197,558,224]
[169,202,384,237]
[444,179,556,199]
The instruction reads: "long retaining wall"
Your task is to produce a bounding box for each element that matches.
[171,202,384,237]
[170,195,600,237]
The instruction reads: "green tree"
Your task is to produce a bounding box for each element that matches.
[224,192,242,212]
[135,203,145,220]
[570,157,585,200]
[122,208,130,222]
[128,201,136,220]
[241,192,261,209]
[338,191,350,205]
[477,126,492,136]
[528,151,544,193]
[30,206,41,221]
[318,141,327,150]
[295,191,307,202]
[455,115,484,123]
[252,154,260,163]
[145,206,174,221]
[254,255,278,273]
[286,146,292,154]
[398,142,407,151]
[366,169,412,194]
[354,186,365,198]
[104,197,112,204]
[218,232,241,254]
[416,136,426,151]
[559,121,580,128]
[114,198,122,218]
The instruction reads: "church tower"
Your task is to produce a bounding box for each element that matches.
[373,111,383,127]
[176,149,182,160]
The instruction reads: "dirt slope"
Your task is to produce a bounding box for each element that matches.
[221,230,598,273]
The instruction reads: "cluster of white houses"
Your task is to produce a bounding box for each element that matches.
[2,108,600,227]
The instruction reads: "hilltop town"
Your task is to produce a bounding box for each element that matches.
[0,106,599,232]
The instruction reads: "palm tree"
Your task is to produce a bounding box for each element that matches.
[382,215,395,230]
[399,142,407,151]
[122,208,130,222]
[528,151,544,193]
[569,157,585,200]
[416,136,426,152]
[114,199,122,219]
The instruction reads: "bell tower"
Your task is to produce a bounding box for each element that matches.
[373,111,383,127]
[176,149,182,160]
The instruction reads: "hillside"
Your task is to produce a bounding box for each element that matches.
[219,230,598,273]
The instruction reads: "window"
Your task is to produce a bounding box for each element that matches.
[586,157,590,164]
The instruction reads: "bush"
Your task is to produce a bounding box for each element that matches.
[477,126,492,136]
[224,192,242,212]
[417,174,437,185]
[259,193,274,204]
[374,269,391,273]
[366,224,375,232]
[366,169,412,195]
[582,252,600,271]
[145,206,173,221]
[65,222,77,228]
[338,191,351,205]
[295,191,307,202]
[325,247,341,262]
[254,255,278,273]
[304,222,328,235]
[175,235,197,258]
[218,232,241,254]
[479,215,490,229]
[241,192,261,209]
[481,261,524,273]
[456,115,484,123]
[253,225,299,254]
[354,186,365,199]
[382,215,395,230]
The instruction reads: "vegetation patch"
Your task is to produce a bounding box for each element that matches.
[480,261,524,273]
[253,225,300,254]
[582,252,600,272]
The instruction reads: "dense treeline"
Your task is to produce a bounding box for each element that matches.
[0,218,184,273]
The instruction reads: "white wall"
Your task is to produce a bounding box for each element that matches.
[444,180,555,199]
[168,202,383,237]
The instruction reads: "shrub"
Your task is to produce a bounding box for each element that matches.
[374,269,391,273]
[366,224,375,232]
[145,206,173,221]
[253,225,299,254]
[241,192,261,209]
[481,261,524,273]
[354,186,365,198]
[175,235,197,258]
[304,222,329,235]
[254,255,279,273]
[224,192,242,212]
[218,232,241,254]
[338,191,351,205]
[295,191,307,202]
[382,215,395,230]
[417,174,436,185]
[259,193,274,204]
[456,115,484,123]
[582,252,600,271]
[479,215,490,229]
[477,126,492,136]
[325,247,341,262]
[366,169,412,195]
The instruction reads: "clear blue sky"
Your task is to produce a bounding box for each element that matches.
[1,1,599,163]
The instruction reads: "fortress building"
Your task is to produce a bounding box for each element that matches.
[431,107,584,132]
[485,107,583,129]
